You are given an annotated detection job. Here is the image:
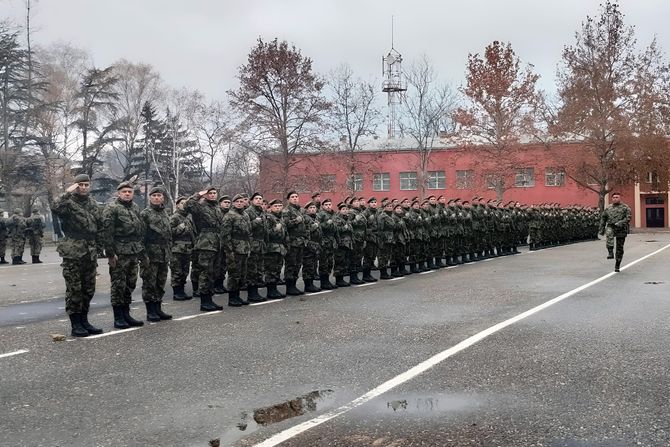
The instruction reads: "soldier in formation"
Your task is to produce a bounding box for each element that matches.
[0,208,7,264]
[26,207,45,263]
[8,208,27,264]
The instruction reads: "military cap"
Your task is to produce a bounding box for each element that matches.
[117,181,133,191]
[411,196,419,201]
[411,199,420,206]
[304,201,317,209]
[268,199,282,206]
[421,200,429,206]
[250,192,263,200]
[311,192,321,199]
[176,196,187,205]
[437,195,444,200]
[149,186,165,195]
[219,195,230,202]
[454,197,461,202]
[347,197,357,205]
[427,194,436,199]
[232,194,245,202]
[394,203,403,210]
[357,196,365,201]
[380,197,389,203]
[367,197,377,203]
[447,199,454,204]
[322,198,332,205]
[286,190,298,199]
[383,201,394,207]
[74,174,90,183]
[204,185,217,193]
[240,193,249,199]
[337,202,348,210]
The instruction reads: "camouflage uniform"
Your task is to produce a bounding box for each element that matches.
[8,209,27,263]
[103,198,145,307]
[140,202,171,304]
[282,203,307,282]
[26,209,44,262]
[302,211,322,283]
[265,210,287,298]
[362,205,379,279]
[51,191,102,316]
[348,207,367,282]
[599,202,631,269]
[221,206,251,305]
[333,211,353,285]
[0,209,7,264]
[392,210,409,275]
[318,207,338,288]
[245,204,268,288]
[376,210,395,278]
[170,207,195,297]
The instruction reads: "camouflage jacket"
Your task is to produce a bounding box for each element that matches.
[318,209,338,250]
[141,203,172,263]
[334,213,353,250]
[26,213,44,237]
[304,212,322,253]
[245,204,268,253]
[170,209,195,255]
[363,207,379,244]
[7,214,27,240]
[0,216,6,239]
[393,213,409,245]
[404,208,423,240]
[266,211,287,256]
[349,208,367,243]
[51,191,102,260]
[221,207,251,255]
[599,203,631,237]
[377,211,395,244]
[184,195,224,252]
[102,198,145,257]
[282,203,307,248]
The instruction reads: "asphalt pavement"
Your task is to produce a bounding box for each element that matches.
[1,234,669,447]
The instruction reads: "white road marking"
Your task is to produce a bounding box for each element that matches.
[18,312,27,315]
[252,242,670,447]
[173,311,223,321]
[0,349,29,359]
[446,266,459,269]
[305,290,333,296]
[250,300,282,306]
[85,327,140,339]
[482,259,493,262]
[15,326,25,329]
[353,282,376,287]
[419,270,436,275]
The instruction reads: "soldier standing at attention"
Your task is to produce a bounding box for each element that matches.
[317,198,337,290]
[333,202,353,287]
[221,194,252,306]
[282,191,307,295]
[245,192,268,302]
[265,199,287,299]
[599,192,631,272]
[103,181,146,329]
[0,208,7,264]
[139,186,173,322]
[8,208,27,265]
[184,187,225,312]
[311,192,322,210]
[361,197,379,282]
[348,197,366,285]
[377,201,395,280]
[212,195,231,295]
[51,174,104,337]
[170,197,194,301]
[26,207,45,263]
[302,201,322,293]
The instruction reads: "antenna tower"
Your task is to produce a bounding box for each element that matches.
[382,16,406,139]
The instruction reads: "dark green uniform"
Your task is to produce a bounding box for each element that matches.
[8,210,27,263]
[0,210,7,264]
[302,212,322,282]
[170,208,195,296]
[26,210,44,262]
[245,204,268,288]
[318,208,337,288]
[599,202,631,269]
[282,203,307,281]
[140,203,171,303]
[265,210,287,293]
[362,206,379,278]
[221,207,251,292]
[333,212,353,282]
[376,210,395,278]
[349,207,367,280]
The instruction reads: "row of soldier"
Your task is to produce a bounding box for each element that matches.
[0,208,45,265]
[50,174,600,337]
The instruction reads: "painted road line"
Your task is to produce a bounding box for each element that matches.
[353,282,376,287]
[85,327,141,339]
[305,290,334,296]
[446,266,459,269]
[389,277,404,281]
[250,300,283,306]
[174,311,223,321]
[419,270,436,275]
[0,349,29,359]
[252,242,670,447]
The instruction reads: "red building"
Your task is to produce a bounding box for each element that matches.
[258,139,667,230]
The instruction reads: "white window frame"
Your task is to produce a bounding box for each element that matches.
[399,171,418,191]
[426,170,446,189]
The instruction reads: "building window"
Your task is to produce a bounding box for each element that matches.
[485,174,497,190]
[514,168,535,187]
[645,196,665,205]
[293,175,311,193]
[319,174,336,192]
[647,171,659,184]
[426,171,446,189]
[346,173,363,192]
[456,170,474,189]
[399,172,417,190]
[373,173,390,191]
[545,168,565,187]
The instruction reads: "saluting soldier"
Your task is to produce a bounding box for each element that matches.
[102,181,146,328]
[170,197,194,300]
[245,192,268,301]
[139,186,173,322]
[8,208,27,265]
[26,208,45,263]
[0,208,7,264]
[302,201,322,293]
[51,174,104,337]
[221,194,253,306]
[317,198,337,289]
[282,191,307,295]
[265,199,287,299]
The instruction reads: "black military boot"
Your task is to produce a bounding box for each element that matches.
[112,305,130,329]
[390,266,402,278]
[402,263,412,274]
[614,260,621,272]
[31,255,42,264]
[319,274,335,289]
[446,256,456,266]
[199,295,219,312]
[247,286,267,303]
[81,312,103,335]
[286,279,303,296]
[213,279,227,295]
[379,267,392,280]
[411,263,421,274]
[436,257,446,268]
[512,246,520,254]
[122,304,144,327]
[362,269,377,282]
[426,258,436,270]
[0,256,7,264]
[155,301,172,320]
[607,247,614,259]
[191,281,200,298]
[266,284,285,299]
[228,290,244,307]
[349,272,364,285]
[303,279,321,293]
[335,275,350,287]
[145,302,161,322]
[68,313,89,337]
[173,286,188,301]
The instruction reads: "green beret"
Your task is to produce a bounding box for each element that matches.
[219,195,230,202]
[337,202,347,210]
[322,198,332,205]
[286,190,298,199]
[250,192,263,200]
[304,201,317,209]
[117,181,133,191]
[74,174,90,183]
[311,192,321,199]
[367,197,377,203]
[240,192,249,199]
[268,199,282,206]
[176,196,187,205]
[232,194,244,202]
[149,186,165,195]
[205,185,217,193]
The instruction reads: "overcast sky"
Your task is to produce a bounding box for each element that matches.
[1,0,669,100]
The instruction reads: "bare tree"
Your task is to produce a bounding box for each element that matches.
[229,38,330,195]
[188,98,233,185]
[328,63,381,195]
[455,41,543,200]
[399,55,457,198]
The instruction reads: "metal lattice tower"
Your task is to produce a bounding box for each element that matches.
[382,18,406,139]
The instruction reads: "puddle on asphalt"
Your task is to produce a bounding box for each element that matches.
[644,281,665,285]
[644,240,659,242]
[214,389,335,446]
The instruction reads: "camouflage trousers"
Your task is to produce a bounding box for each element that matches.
[377,243,393,269]
[333,246,351,276]
[393,242,407,267]
[11,237,25,258]
[61,257,97,315]
[348,242,365,274]
[284,246,303,281]
[191,252,201,287]
[170,251,191,287]
[0,237,5,258]
[318,247,334,277]
[610,235,626,262]
[110,254,140,306]
[264,252,283,285]
[226,251,248,291]
[247,251,265,287]
[408,239,422,263]
[194,250,217,297]
[302,247,319,280]
[362,241,378,270]
[604,226,615,249]
[213,248,226,286]
[141,260,168,303]
[29,235,42,256]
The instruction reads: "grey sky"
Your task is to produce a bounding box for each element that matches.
[1,0,669,100]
